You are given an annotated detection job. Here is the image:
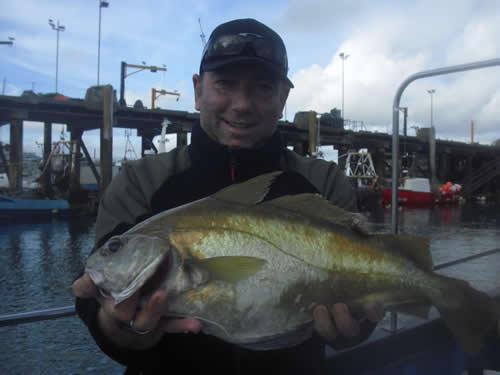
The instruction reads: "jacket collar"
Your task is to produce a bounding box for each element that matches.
[189,121,284,182]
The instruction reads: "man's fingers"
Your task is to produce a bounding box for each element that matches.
[109,292,142,322]
[72,273,98,298]
[313,305,337,342]
[161,317,202,334]
[332,303,360,338]
[126,291,202,334]
[363,302,385,323]
[73,274,203,335]
[132,291,169,331]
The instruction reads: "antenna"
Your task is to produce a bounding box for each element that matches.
[198,18,206,46]
[123,129,138,160]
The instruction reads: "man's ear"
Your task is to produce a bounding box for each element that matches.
[193,74,202,111]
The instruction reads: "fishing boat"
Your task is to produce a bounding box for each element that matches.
[0,194,72,217]
[383,177,463,206]
[382,177,437,206]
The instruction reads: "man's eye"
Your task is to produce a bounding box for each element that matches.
[255,82,275,94]
[258,83,273,90]
[215,79,234,88]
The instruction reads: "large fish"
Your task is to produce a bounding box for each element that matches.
[86,171,499,354]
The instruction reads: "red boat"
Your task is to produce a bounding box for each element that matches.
[383,178,462,206]
[383,178,436,206]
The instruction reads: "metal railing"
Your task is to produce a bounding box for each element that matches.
[390,58,500,234]
[1,247,499,328]
[388,57,500,331]
[0,305,75,327]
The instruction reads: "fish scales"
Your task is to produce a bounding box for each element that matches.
[174,199,399,277]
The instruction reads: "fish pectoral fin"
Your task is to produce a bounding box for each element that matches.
[192,256,266,283]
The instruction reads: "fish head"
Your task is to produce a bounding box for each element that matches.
[85,233,173,304]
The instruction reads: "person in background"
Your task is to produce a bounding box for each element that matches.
[73,18,382,374]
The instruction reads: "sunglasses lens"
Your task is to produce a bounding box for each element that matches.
[203,33,287,69]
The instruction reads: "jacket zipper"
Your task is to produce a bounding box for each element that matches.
[230,156,236,182]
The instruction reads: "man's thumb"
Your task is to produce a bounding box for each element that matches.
[72,273,98,298]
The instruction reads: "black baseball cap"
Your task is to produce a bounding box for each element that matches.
[199,18,294,88]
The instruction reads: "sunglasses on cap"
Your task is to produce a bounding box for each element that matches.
[200,32,293,87]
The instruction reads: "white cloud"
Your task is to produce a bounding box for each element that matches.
[284,0,500,144]
[1,0,499,149]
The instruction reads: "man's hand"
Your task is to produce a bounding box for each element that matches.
[72,273,201,350]
[313,302,384,343]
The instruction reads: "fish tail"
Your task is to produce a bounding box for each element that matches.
[431,274,499,355]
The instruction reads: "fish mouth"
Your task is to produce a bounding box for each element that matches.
[139,249,179,301]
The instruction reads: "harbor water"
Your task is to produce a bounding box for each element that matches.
[1,202,499,374]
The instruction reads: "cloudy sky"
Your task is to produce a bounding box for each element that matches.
[1,0,499,159]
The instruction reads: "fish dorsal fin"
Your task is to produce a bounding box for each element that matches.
[212,171,283,205]
[373,234,433,270]
[188,256,266,283]
[262,193,368,233]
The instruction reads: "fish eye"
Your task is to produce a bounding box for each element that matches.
[107,238,122,253]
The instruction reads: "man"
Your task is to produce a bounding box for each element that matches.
[73,18,382,374]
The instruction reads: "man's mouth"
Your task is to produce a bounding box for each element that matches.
[222,119,255,129]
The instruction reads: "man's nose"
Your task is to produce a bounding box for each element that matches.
[231,85,253,113]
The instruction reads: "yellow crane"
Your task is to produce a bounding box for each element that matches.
[151,88,180,109]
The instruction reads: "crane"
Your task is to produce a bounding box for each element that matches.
[198,18,206,46]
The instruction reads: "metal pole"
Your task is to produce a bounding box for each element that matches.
[427,89,435,127]
[119,61,126,106]
[49,20,65,93]
[339,53,349,119]
[100,85,114,194]
[399,107,408,156]
[391,58,500,235]
[471,120,474,144]
[56,25,59,93]
[430,93,433,126]
[97,1,108,85]
[433,248,500,271]
[97,3,102,85]
[341,57,344,119]
[0,306,76,327]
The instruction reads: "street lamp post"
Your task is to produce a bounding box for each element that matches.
[427,89,435,127]
[119,61,167,106]
[0,37,15,46]
[1,37,14,94]
[97,1,109,86]
[427,89,437,185]
[339,52,350,120]
[399,107,408,155]
[48,19,65,93]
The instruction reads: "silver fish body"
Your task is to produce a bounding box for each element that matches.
[86,172,499,353]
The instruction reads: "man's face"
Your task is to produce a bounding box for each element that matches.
[193,62,290,149]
